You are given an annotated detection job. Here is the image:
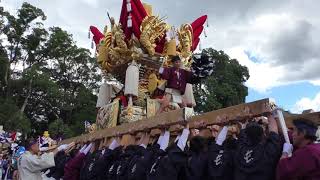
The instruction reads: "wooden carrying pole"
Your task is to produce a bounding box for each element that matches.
[61,98,275,144]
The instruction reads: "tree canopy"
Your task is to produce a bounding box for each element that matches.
[193,48,250,113]
[0,3,100,138]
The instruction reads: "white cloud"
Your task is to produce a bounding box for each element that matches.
[2,0,320,93]
[202,11,320,93]
[225,47,285,93]
[311,80,320,86]
[292,92,320,113]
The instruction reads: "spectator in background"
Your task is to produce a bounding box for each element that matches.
[277,118,320,180]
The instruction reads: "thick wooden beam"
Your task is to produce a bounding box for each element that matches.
[60,108,185,144]
[188,98,271,127]
[284,112,320,128]
[60,98,272,144]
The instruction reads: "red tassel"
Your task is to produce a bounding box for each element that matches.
[204,28,207,38]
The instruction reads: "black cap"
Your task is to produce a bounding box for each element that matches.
[171,55,181,62]
[293,118,318,138]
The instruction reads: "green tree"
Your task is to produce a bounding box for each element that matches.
[48,119,73,139]
[194,48,250,113]
[0,3,100,137]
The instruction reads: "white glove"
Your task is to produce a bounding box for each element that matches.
[79,144,87,153]
[160,131,170,150]
[57,144,68,152]
[39,147,48,152]
[216,126,228,146]
[82,143,93,155]
[159,67,164,74]
[109,139,120,150]
[177,128,190,151]
[282,143,293,155]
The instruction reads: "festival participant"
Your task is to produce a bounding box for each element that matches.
[17,138,69,180]
[207,126,235,180]
[276,118,320,180]
[63,143,93,180]
[127,132,158,180]
[147,130,170,180]
[95,138,123,180]
[182,131,208,180]
[79,142,102,180]
[159,55,193,109]
[149,125,190,180]
[234,113,281,180]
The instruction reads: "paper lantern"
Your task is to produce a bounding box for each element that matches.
[96,83,113,108]
[125,61,139,96]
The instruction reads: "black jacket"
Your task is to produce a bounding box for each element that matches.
[207,143,234,180]
[80,150,102,180]
[234,131,281,180]
[148,144,187,180]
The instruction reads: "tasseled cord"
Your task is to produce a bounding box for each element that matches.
[91,41,94,49]
[203,28,207,38]
[127,0,132,28]
[126,0,132,12]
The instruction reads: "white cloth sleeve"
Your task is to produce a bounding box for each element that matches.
[160,131,170,150]
[109,139,120,150]
[79,144,87,153]
[174,135,181,143]
[157,134,164,146]
[216,126,228,146]
[82,143,93,155]
[140,144,147,149]
[23,152,55,173]
[177,129,190,151]
[57,144,68,152]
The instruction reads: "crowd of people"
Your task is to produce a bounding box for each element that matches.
[13,112,320,180]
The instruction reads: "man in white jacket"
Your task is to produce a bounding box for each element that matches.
[17,138,60,180]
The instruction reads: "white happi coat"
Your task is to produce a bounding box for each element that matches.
[18,151,55,180]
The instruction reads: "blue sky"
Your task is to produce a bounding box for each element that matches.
[247,82,320,113]
[243,51,320,113]
[3,0,320,113]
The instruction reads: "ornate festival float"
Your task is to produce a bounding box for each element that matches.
[90,0,211,131]
[60,0,319,144]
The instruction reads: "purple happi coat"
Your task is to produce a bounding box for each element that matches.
[276,143,320,180]
[160,67,192,95]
